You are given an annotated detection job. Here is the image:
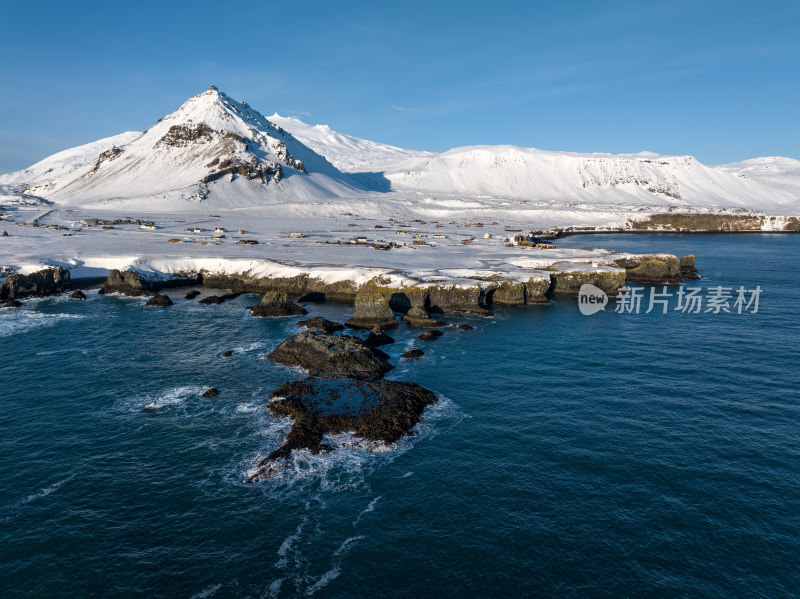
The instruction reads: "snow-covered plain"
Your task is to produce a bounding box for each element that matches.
[1,86,798,286]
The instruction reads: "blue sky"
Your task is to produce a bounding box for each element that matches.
[1,0,798,173]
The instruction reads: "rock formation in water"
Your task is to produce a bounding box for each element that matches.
[345,289,398,329]
[0,266,70,300]
[680,255,700,280]
[364,326,395,347]
[248,377,437,481]
[145,293,173,307]
[247,291,307,317]
[267,331,393,379]
[69,289,87,300]
[297,316,345,333]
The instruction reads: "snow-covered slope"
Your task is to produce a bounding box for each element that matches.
[268,114,432,173]
[23,87,363,209]
[0,131,141,189]
[715,157,800,197]
[385,146,799,212]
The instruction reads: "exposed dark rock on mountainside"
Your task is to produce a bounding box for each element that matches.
[0,266,70,300]
[248,377,437,482]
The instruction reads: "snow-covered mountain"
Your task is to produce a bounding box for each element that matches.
[715,157,800,197]
[268,114,432,173]
[383,146,799,212]
[19,87,362,209]
[0,131,140,190]
[1,87,797,214]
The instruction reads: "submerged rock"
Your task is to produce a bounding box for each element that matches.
[0,266,70,301]
[248,291,307,317]
[3,299,23,308]
[402,349,425,359]
[220,350,234,358]
[69,289,87,300]
[345,289,398,330]
[145,293,173,307]
[364,326,395,347]
[248,377,437,481]
[185,289,201,299]
[267,331,393,379]
[297,316,344,333]
[202,387,220,397]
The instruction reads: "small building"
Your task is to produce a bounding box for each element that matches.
[483,233,492,239]
[536,243,557,249]
[290,232,305,238]
[356,236,368,243]
[214,227,225,234]
[413,240,426,246]
[192,228,202,233]
[433,234,447,239]
[140,224,157,230]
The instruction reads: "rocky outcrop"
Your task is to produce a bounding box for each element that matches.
[199,292,240,305]
[202,388,220,397]
[297,316,344,333]
[457,324,474,331]
[248,377,437,481]
[630,213,767,232]
[345,289,398,330]
[418,330,443,341]
[185,289,201,299]
[680,255,700,280]
[0,266,70,300]
[402,349,425,359]
[202,272,358,302]
[3,299,22,308]
[550,269,626,296]
[616,254,682,284]
[69,290,86,300]
[247,291,307,317]
[267,332,393,379]
[401,306,447,327]
[426,285,490,316]
[364,327,394,347]
[145,293,173,307]
[99,270,155,296]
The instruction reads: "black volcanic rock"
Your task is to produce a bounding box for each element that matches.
[185,289,201,299]
[98,269,155,296]
[202,387,220,397]
[401,306,447,327]
[145,293,173,307]
[69,290,87,300]
[297,316,344,333]
[267,331,392,379]
[457,324,474,331]
[345,289,398,330]
[248,377,437,481]
[364,326,394,347]
[199,292,240,305]
[248,291,307,317]
[418,330,444,341]
[0,266,70,301]
[3,299,23,308]
[402,349,425,359]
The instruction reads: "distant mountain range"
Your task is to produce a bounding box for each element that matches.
[1,86,797,214]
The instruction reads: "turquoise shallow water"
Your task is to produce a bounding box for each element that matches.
[1,234,799,598]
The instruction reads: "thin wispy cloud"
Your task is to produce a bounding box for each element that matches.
[389,104,424,113]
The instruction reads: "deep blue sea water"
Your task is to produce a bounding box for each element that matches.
[1,234,799,598]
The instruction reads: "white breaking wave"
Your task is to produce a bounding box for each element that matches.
[0,311,86,338]
[189,583,222,599]
[23,474,76,505]
[140,385,208,411]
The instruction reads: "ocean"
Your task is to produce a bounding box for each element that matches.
[1,233,798,598]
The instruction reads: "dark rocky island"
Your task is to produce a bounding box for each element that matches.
[248,377,437,482]
[247,291,307,317]
[267,331,393,379]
